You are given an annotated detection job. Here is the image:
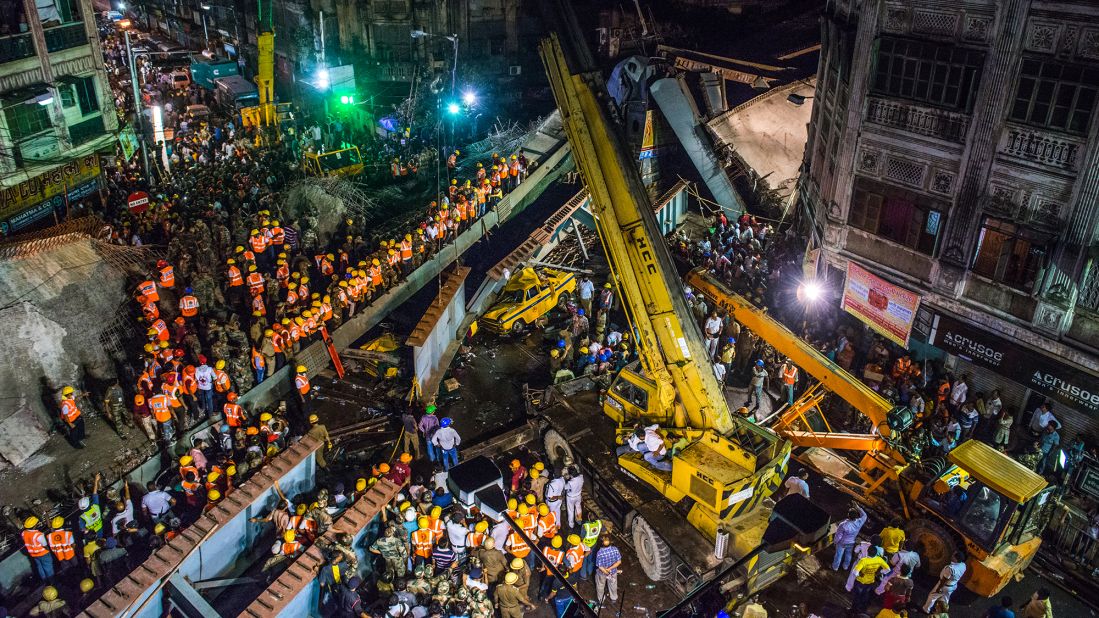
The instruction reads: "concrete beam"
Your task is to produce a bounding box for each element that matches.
[239,478,406,618]
[79,437,322,618]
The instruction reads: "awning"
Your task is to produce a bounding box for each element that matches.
[1,83,51,108]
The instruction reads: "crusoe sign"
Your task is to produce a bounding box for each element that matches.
[930,312,1099,414]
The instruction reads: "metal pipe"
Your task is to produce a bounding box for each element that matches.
[124,29,152,185]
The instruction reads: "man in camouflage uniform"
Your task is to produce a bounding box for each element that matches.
[102,380,134,435]
[407,564,432,596]
[369,525,407,579]
[432,580,453,606]
[469,587,494,618]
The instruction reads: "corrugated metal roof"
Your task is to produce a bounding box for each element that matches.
[948,439,1047,504]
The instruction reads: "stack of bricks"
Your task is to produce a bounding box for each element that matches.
[239,476,406,617]
[79,436,323,618]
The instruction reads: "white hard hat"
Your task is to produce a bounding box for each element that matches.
[78,497,90,510]
[404,508,416,522]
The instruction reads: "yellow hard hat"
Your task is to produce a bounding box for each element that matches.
[507,498,517,511]
[518,504,529,516]
[418,516,431,529]
[265,329,274,336]
[272,220,280,226]
[260,413,273,422]
[208,489,221,501]
[524,494,537,506]
[51,516,64,529]
[568,534,582,546]
[326,253,334,260]
[297,365,307,373]
[43,586,58,602]
[308,414,319,424]
[372,259,380,266]
[179,455,194,466]
[154,523,167,534]
[144,343,155,353]
[227,258,236,264]
[510,558,524,570]
[356,478,367,492]
[534,462,545,471]
[284,530,296,542]
[251,229,259,235]
[24,516,39,528]
[475,520,489,532]
[215,360,226,370]
[296,504,307,515]
[339,281,348,288]
[538,504,549,516]
[226,465,237,476]
[302,277,310,283]
[398,501,412,512]
[80,578,95,593]
[248,264,257,272]
[530,468,541,479]
[207,471,220,482]
[504,571,518,585]
[551,535,563,548]
[62,386,75,396]
[235,246,244,253]
[302,310,313,318]
[430,505,442,518]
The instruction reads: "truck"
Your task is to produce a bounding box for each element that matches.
[480,266,577,335]
[685,267,1056,595]
[190,57,239,89]
[213,75,260,111]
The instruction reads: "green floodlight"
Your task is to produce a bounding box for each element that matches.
[446,102,461,115]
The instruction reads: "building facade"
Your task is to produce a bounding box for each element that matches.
[800,0,1099,436]
[0,0,118,234]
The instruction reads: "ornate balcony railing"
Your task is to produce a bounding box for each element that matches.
[998,125,1083,172]
[865,96,970,143]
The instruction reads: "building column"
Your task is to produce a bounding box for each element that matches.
[935,0,1028,292]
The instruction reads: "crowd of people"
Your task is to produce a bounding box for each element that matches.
[15,17,545,616]
[670,211,1070,617]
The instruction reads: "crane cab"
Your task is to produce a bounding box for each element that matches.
[909,440,1054,596]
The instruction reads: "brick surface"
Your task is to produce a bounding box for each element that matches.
[237,478,406,617]
[78,438,323,617]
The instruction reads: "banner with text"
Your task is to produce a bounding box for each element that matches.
[840,262,921,347]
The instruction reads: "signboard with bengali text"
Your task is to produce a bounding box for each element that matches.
[840,262,921,348]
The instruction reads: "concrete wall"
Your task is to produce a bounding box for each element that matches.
[0,236,131,468]
[412,283,467,392]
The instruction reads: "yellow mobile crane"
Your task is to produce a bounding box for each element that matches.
[685,268,1056,596]
[531,1,820,597]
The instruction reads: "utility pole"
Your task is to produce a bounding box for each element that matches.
[124,28,152,184]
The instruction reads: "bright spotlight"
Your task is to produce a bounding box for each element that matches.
[800,281,823,303]
[446,102,461,115]
[461,90,477,106]
[316,68,330,90]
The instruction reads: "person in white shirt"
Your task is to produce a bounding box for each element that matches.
[431,418,462,470]
[564,466,585,528]
[1029,402,1059,434]
[446,513,468,558]
[949,377,968,411]
[544,471,566,525]
[784,469,810,499]
[577,276,595,316]
[194,356,215,416]
[922,552,967,613]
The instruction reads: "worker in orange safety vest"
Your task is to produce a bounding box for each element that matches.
[59,385,86,448]
[21,516,53,583]
[179,287,199,318]
[157,260,175,288]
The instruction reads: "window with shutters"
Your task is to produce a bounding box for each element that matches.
[972,218,1048,291]
[1009,59,1098,135]
[73,76,98,115]
[848,178,944,255]
[872,37,985,112]
[4,102,52,140]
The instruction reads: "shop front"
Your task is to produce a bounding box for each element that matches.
[914,306,1099,440]
[0,155,102,235]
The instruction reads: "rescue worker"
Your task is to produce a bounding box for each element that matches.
[580,511,604,579]
[59,386,86,448]
[538,535,566,599]
[295,365,312,416]
[22,516,54,583]
[47,516,78,575]
[410,516,435,566]
[781,360,799,407]
[179,287,199,319]
[157,259,175,289]
[495,567,534,617]
[305,414,333,468]
[369,525,408,579]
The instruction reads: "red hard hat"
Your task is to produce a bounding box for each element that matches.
[173,348,184,358]
[164,373,176,383]
[157,260,168,267]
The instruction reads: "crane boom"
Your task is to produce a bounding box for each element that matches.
[539,33,733,433]
[686,267,896,436]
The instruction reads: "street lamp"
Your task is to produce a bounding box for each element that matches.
[461,90,477,107]
[446,102,461,115]
[200,4,211,49]
[411,29,459,94]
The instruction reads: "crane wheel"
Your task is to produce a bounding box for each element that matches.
[906,517,957,576]
[543,428,574,468]
[510,319,526,335]
[631,515,674,581]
